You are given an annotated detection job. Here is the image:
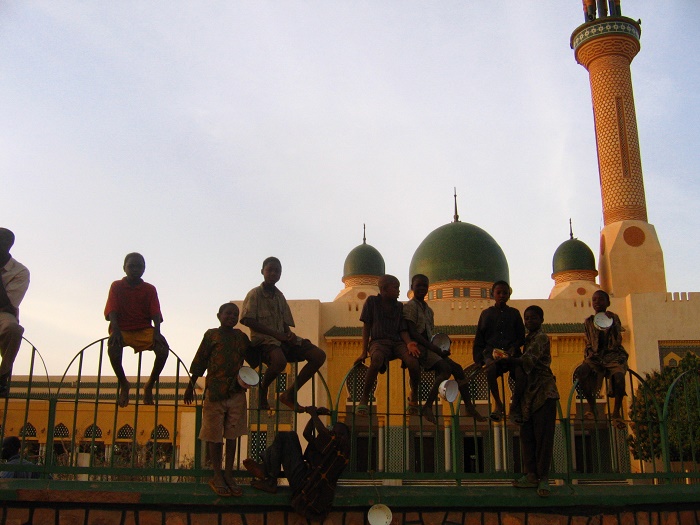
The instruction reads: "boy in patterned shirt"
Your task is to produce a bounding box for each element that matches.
[185,302,251,497]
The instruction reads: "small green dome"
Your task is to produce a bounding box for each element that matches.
[409,222,509,284]
[343,241,385,279]
[552,237,596,273]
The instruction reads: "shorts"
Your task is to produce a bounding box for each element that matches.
[121,328,156,353]
[418,345,444,371]
[369,339,411,374]
[245,338,319,368]
[198,391,248,443]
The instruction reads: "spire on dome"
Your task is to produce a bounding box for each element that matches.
[453,187,460,223]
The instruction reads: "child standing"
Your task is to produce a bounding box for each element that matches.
[240,257,326,412]
[575,289,628,427]
[511,305,559,497]
[184,302,251,497]
[353,274,421,417]
[104,252,169,407]
[404,274,486,423]
[473,280,525,421]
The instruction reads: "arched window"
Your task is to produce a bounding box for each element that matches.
[20,422,37,438]
[117,424,134,440]
[54,423,70,438]
[151,424,169,440]
[83,424,102,439]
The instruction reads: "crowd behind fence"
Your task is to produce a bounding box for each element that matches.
[0,337,698,486]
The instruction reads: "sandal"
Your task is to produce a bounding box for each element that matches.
[355,404,369,417]
[512,475,538,488]
[406,398,420,416]
[489,408,504,422]
[537,479,551,497]
[208,478,232,497]
[250,477,278,494]
[243,458,266,480]
[224,474,243,497]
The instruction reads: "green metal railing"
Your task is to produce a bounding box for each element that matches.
[1,337,698,486]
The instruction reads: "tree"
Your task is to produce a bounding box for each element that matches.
[627,353,700,462]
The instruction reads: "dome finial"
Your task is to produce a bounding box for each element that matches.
[453,187,460,223]
[363,223,366,244]
[569,218,574,239]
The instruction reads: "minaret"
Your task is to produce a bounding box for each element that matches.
[571,2,666,297]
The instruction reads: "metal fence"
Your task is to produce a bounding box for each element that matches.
[0,337,698,486]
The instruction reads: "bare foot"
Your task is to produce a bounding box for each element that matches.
[118,381,131,407]
[143,382,154,405]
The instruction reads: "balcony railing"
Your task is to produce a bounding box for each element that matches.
[1,337,698,486]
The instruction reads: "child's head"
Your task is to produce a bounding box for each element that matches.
[378,274,401,300]
[123,252,146,281]
[491,280,511,305]
[0,228,15,253]
[410,274,429,300]
[592,290,610,313]
[524,305,544,333]
[261,257,282,286]
[217,302,240,328]
[1,436,20,461]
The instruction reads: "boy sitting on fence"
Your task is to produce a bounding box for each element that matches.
[353,274,421,417]
[104,252,170,407]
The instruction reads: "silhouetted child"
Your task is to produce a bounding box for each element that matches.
[104,252,169,407]
[353,274,421,416]
[184,302,251,497]
[404,274,485,423]
[240,257,326,412]
[473,280,525,421]
[510,305,559,497]
[244,405,350,521]
[575,289,628,427]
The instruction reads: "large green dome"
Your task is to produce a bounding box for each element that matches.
[409,222,509,284]
[343,241,385,279]
[552,237,596,274]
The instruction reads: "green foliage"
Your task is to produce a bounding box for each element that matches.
[627,353,700,461]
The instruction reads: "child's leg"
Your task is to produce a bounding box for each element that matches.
[611,372,626,419]
[519,413,539,483]
[360,351,383,406]
[486,361,506,411]
[509,364,527,420]
[533,398,557,483]
[107,344,131,407]
[424,360,451,410]
[144,339,169,405]
[575,362,598,415]
[259,347,287,409]
[208,441,226,485]
[401,351,421,404]
[222,438,242,496]
[285,342,326,402]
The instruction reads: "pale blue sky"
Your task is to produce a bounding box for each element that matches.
[2,2,699,375]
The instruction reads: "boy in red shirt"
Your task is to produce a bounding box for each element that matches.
[104,253,170,407]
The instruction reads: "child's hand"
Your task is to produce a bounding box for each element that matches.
[108,330,123,348]
[183,384,195,405]
[407,341,420,357]
[353,351,368,366]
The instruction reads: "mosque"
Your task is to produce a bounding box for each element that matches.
[276,5,700,467]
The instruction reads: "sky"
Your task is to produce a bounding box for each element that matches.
[2,2,699,377]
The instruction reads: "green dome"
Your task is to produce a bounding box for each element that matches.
[343,241,385,279]
[409,222,509,284]
[552,237,596,273]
